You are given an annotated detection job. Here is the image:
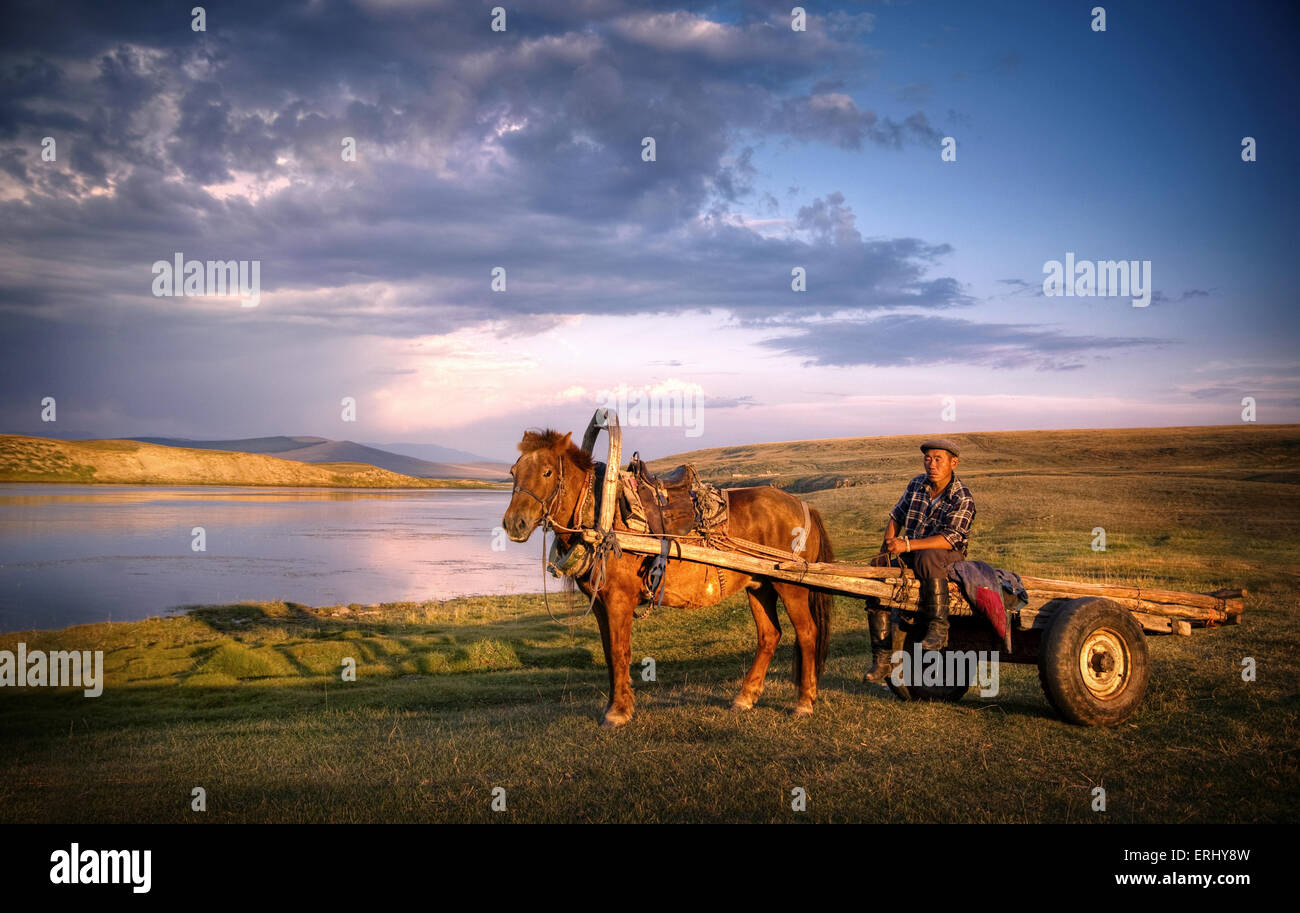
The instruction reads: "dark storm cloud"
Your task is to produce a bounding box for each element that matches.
[0,309,400,435]
[758,314,1166,372]
[0,0,968,330]
[0,0,1120,435]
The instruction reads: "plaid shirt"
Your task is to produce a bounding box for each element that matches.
[889,473,976,557]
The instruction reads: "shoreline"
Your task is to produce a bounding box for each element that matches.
[0,594,552,638]
[0,479,510,490]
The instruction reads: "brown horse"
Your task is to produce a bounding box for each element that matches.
[503,428,835,727]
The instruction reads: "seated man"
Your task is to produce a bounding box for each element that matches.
[863,438,976,683]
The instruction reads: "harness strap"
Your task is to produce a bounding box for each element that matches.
[638,537,681,619]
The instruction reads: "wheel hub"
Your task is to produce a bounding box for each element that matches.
[1079,628,1129,699]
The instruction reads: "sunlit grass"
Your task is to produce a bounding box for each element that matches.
[0,424,1296,822]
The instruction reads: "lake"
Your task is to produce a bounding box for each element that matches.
[0,484,550,632]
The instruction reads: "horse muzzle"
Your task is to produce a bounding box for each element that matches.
[503,511,540,542]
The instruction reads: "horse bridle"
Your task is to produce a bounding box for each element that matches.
[510,454,564,529]
[510,453,590,535]
[511,451,603,628]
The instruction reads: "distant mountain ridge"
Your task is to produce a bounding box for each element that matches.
[130,435,329,454]
[128,436,510,482]
[361,441,496,464]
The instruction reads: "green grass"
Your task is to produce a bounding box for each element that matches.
[1,423,1297,822]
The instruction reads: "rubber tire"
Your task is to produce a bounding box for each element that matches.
[886,628,972,703]
[1038,597,1149,726]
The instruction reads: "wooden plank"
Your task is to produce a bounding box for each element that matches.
[590,530,1242,625]
[605,531,903,599]
[1015,593,1229,626]
[776,559,905,579]
[581,410,621,535]
[1132,612,1173,633]
[775,561,1242,612]
[1017,576,1243,612]
[750,554,1240,617]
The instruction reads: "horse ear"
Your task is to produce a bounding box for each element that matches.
[559,431,573,450]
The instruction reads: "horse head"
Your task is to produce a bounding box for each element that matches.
[502,428,592,542]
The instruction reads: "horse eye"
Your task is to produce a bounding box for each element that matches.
[543,468,552,477]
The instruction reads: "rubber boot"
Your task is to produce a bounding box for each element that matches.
[919,577,950,651]
[862,608,897,683]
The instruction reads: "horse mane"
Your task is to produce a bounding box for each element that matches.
[517,428,593,471]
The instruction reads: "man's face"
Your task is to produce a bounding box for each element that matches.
[924,448,957,485]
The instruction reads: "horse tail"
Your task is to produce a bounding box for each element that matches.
[792,505,834,683]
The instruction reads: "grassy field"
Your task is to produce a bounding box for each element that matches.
[1,423,1297,823]
[0,435,501,488]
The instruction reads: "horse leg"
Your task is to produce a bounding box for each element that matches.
[732,581,781,711]
[591,596,617,721]
[774,581,819,716]
[599,590,637,728]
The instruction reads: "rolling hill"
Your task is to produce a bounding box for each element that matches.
[0,436,504,488]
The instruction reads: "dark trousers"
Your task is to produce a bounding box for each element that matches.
[899,547,963,581]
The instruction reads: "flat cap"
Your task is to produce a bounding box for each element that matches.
[920,438,960,457]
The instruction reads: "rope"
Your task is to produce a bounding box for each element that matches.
[522,457,596,631]
[712,532,808,567]
[589,527,623,595]
[540,519,593,631]
[530,462,626,630]
[872,547,913,611]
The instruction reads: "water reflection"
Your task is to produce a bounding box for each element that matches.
[0,484,542,632]
[0,484,508,507]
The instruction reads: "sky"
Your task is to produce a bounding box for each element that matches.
[1,0,1296,462]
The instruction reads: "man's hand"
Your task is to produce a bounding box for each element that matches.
[884,536,909,555]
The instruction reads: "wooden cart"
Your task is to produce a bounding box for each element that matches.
[573,409,1246,726]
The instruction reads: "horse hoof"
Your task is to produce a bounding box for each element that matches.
[600,710,632,728]
[730,698,754,712]
[792,704,815,718]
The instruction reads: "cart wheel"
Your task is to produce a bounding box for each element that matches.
[1038,597,1149,726]
[886,628,971,703]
